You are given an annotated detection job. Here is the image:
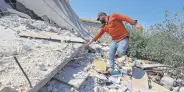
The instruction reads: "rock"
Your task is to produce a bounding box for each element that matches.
[70,87,75,92]
[102,46,109,52]
[26,24,36,29]
[117,84,128,92]
[161,76,175,87]
[179,87,184,92]
[135,60,145,65]
[93,86,99,92]
[93,72,107,80]
[97,87,109,92]
[22,45,32,52]
[123,81,132,91]
[109,89,117,92]
[174,87,184,92]
[116,56,126,63]
[174,79,184,87]
[0,66,6,72]
[127,57,133,63]
[109,76,121,84]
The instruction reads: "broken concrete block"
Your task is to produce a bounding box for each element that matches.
[106,83,119,89]
[21,45,32,53]
[109,89,117,92]
[93,72,107,80]
[102,46,109,52]
[0,66,6,72]
[94,87,109,92]
[116,56,127,63]
[54,66,89,89]
[93,86,99,92]
[108,76,121,84]
[118,84,129,92]
[123,81,132,91]
[174,87,184,92]
[161,76,175,87]
[26,24,36,29]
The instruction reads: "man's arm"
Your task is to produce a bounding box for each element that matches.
[113,13,143,31]
[85,28,105,46]
[113,13,135,24]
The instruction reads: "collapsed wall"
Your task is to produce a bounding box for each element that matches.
[0,14,86,92]
[0,0,92,41]
[16,0,92,41]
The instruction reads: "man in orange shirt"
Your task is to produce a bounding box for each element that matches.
[86,12,143,72]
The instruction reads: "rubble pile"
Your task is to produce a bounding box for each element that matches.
[0,14,84,91]
[39,43,184,92]
[0,14,184,92]
[40,46,100,92]
[39,19,184,92]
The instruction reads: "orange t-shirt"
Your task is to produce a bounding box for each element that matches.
[92,13,135,42]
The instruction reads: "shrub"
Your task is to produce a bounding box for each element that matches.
[127,8,184,68]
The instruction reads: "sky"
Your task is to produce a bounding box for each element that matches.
[70,0,184,27]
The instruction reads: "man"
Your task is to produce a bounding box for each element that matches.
[86,12,143,72]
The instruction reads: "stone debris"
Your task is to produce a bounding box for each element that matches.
[39,46,184,92]
[0,15,84,92]
[0,14,184,92]
[161,76,175,88]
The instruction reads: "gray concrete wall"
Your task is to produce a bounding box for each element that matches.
[17,0,92,41]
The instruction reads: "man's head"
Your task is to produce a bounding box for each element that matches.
[97,12,107,24]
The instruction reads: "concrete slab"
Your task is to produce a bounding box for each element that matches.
[0,14,87,92]
[53,66,89,89]
[28,45,86,92]
[53,52,90,89]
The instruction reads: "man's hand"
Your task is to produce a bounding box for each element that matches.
[135,23,143,32]
[85,40,94,46]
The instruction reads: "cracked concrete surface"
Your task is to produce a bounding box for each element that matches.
[0,15,84,92]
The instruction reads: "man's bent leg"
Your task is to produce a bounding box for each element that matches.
[117,37,129,57]
[108,41,117,69]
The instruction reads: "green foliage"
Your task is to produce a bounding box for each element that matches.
[126,8,184,67]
